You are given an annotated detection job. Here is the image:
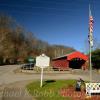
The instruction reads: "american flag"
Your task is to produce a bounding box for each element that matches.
[88,12,94,47]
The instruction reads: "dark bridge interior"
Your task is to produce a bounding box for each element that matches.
[69,58,85,69]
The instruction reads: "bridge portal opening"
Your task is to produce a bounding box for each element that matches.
[69,58,85,69]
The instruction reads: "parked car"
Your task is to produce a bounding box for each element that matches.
[21,63,35,70]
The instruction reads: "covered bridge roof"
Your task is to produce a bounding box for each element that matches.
[53,51,88,61]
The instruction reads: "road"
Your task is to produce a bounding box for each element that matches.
[0,65,34,100]
[0,65,100,85]
[0,65,100,100]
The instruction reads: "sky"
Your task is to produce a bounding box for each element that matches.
[0,0,100,52]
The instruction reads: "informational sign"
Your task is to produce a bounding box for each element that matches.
[28,58,34,62]
[36,54,50,87]
[28,56,35,63]
[36,54,50,68]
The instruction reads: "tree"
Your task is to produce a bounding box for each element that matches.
[0,14,17,63]
[92,48,100,69]
[0,14,27,63]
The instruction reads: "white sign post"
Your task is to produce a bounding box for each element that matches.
[40,67,43,87]
[36,54,50,87]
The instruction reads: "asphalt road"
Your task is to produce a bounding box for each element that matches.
[0,65,100,100]
[0,65,100,85]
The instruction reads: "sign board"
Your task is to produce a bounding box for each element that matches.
[28,56,34,63]
[85,83,100,96]
[36,54,50,68]
[36,54,50,87]
[28,58,34,62]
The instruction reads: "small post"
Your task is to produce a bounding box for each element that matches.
[40,67,43,87]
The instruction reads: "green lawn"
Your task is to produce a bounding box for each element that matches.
[26,80,77,100]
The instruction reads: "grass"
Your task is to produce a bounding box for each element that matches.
[26,79,76,100]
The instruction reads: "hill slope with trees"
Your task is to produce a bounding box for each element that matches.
[0,14,75,65]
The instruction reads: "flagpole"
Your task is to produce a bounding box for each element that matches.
[89,40,92,82]
[89,4,92,82]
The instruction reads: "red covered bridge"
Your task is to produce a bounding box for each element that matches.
[52,51,88,70]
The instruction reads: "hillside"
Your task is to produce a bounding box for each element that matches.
[0,14,75,64]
